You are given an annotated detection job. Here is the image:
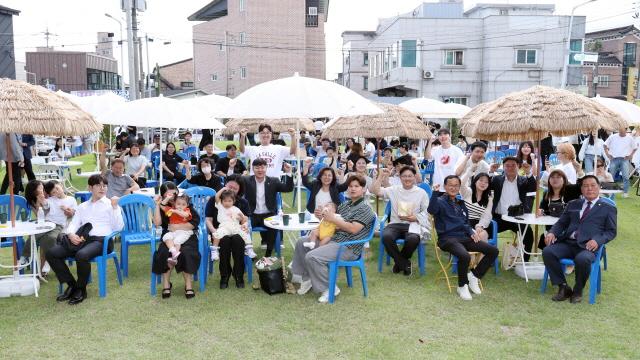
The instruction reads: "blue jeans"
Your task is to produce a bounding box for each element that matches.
[583,154,595,174]
[609,157,630,192]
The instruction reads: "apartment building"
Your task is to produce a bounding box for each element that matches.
[342,1,586,106]
[154,58,195,97]
[584,25,640,100]
[190,0,328,97]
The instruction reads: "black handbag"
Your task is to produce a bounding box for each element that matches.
[507,204,524,217]
[56,223,93,252]
[547,202,566,217]
[258,268,285,295]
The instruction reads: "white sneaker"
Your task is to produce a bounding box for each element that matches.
[467,272,482,295]
[297,280,312,295]
[318,286,340,303]
[18,256,30,266]
[457,285,472,300]
[303,241,316,249]
[209,246,219,261]
[42,261,51,274]
[622,193,629,199]
[245,246,257,259]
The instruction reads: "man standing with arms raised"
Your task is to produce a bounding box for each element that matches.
[239,124,297,178]
[424,129,464,193]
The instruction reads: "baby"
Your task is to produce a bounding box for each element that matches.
[303,203,339,250]
[210,189,256,260]
[160,194,193,266]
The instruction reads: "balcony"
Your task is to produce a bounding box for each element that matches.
[305,15,318,27]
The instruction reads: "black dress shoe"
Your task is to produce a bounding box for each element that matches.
[220,277,229,289]
[392,263,401,274]
[552,284,573,302]
[68,288,86,305]
[56,285,76,302]
[236,280,245,289]
[570,291,583,304]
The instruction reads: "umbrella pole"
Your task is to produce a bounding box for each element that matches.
[159,127,163,188]
[5,134,17,272]
[535,137,542,215]
[297,121,302,215]
[376,138,381,214]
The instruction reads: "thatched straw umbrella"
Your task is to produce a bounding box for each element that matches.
[0,79,101,224]
[459,85,627,214]
[322,103,432,139]
[221,118,315,135]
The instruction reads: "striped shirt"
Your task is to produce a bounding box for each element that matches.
[465,201,486,221]
[332,197,375,256]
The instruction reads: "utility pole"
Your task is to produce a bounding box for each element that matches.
[225,30,229,97]
[145,35,152,93]
[124,0,137,100]
[138,38,144,97]
[131,2,141,100]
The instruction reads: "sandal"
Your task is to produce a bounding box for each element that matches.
[185,288,195,299]
[161,282,173,299]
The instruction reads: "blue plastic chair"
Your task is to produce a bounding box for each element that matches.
[184,186,216,292]
[118,194,156,278]
[451,220,500,275]
[0,195,30,258]
[74,191,91,203]
[378,184,430,276]
[184,145,198,160]
[250,193,283,257]
[217,151,227,159]
[420,160,435,184]
[504,149,517,157]
[327,217,377,304]
[311,163,328,178]
[57,232,123,298]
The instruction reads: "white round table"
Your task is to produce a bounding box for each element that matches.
[599,189,623,195]
[134,188,157,197]
[49,160,83,192]
[49,160,83,167]
[76,171,101,178]
[0,221,56,297]
[501,213,558,282]
[262,214,319,250]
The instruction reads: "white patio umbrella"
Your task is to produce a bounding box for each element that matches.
[399,97,470,118]
[180,94,232,150]
[592,95,640,126]
[103,96,226,186]
[219,73,383,214]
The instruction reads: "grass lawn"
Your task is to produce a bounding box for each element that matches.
[0,149,639,359]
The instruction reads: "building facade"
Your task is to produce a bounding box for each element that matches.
[584,25,640,100]
[25,50,120,92]
[0,5,20,79]
[154,58,195,97]
[342,1,586,106]
[341,31,376,98]
[189,0,328,97]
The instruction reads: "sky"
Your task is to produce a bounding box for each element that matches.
[4,0,637,82]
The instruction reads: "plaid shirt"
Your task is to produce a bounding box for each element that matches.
[332,197,375,256]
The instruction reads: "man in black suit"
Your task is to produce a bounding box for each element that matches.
[491,157,537,261]
[542,175,616,303]
[242,158,294,256]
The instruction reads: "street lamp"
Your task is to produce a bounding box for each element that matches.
[105,13,125,92]
[561,0,597,89]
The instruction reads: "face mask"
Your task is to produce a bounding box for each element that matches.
[201,167,211,175]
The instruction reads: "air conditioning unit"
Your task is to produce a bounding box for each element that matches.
[423,70,434,79]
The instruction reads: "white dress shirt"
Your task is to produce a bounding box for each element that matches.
[254,178,268,214]
[66,196,124,237]
[497,176,521,215]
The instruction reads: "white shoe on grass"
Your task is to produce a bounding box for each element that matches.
[297,280,312,295]
[468,272,482,295]
[457,285,472,300]
[318,286,340,303]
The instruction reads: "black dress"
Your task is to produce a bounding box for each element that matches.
[152,204,201,275]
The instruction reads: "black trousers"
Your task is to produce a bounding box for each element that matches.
[381,223,420,269]
[22,158,36,182]
[438,237,499,287]
[542,241,595,294]
[162,171,185,184]
[218,234,245,281]
[1,162,23,194]
[494,217,534,262]
[133,176,147,188]
[251,213,277,257]
[46,237,113,289]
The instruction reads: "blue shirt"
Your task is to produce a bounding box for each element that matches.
[21,134,35,160]
[427,192,474,241]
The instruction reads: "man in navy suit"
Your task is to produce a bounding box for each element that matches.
[542,175,617,303]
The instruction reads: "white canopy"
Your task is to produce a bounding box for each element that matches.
[179,94,232,119]
[592,95,640,126]
[399,97,471,119]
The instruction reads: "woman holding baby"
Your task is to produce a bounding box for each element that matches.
[371,165,430,276]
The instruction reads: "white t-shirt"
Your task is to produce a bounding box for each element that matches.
[215,203,243,225]
[314,189,333,209]
[365,142,376,160]
[124,155,148,176]
[46,196,78,227]
[314,120,324,132]
[556,162,577,184]
[430,145,464,188]
[604,134,637,158]
[243,144,291,177]
[381,185,429,225]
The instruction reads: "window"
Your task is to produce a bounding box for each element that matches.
[219,42,224,51]
[240,66,247,79]
[363,76,368,90]
[239,0,245,12]
[443,97,468,105]
[623,42,636,67]
[401,40,417,67]
[444,50,464,66]
[597,75,609,87]
[516,49,537,65]
[499,9,508,15]
[581,74,588,86]
[239,32,246,45]
[308,6,317,15]
[211,73,218,81]
[180,81,194,88]
[391,42,398,69]
[569,39,583,65]
[363,52,368,66]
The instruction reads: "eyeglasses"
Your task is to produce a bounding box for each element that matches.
[92,184,108,189]
[597,164,604,168]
